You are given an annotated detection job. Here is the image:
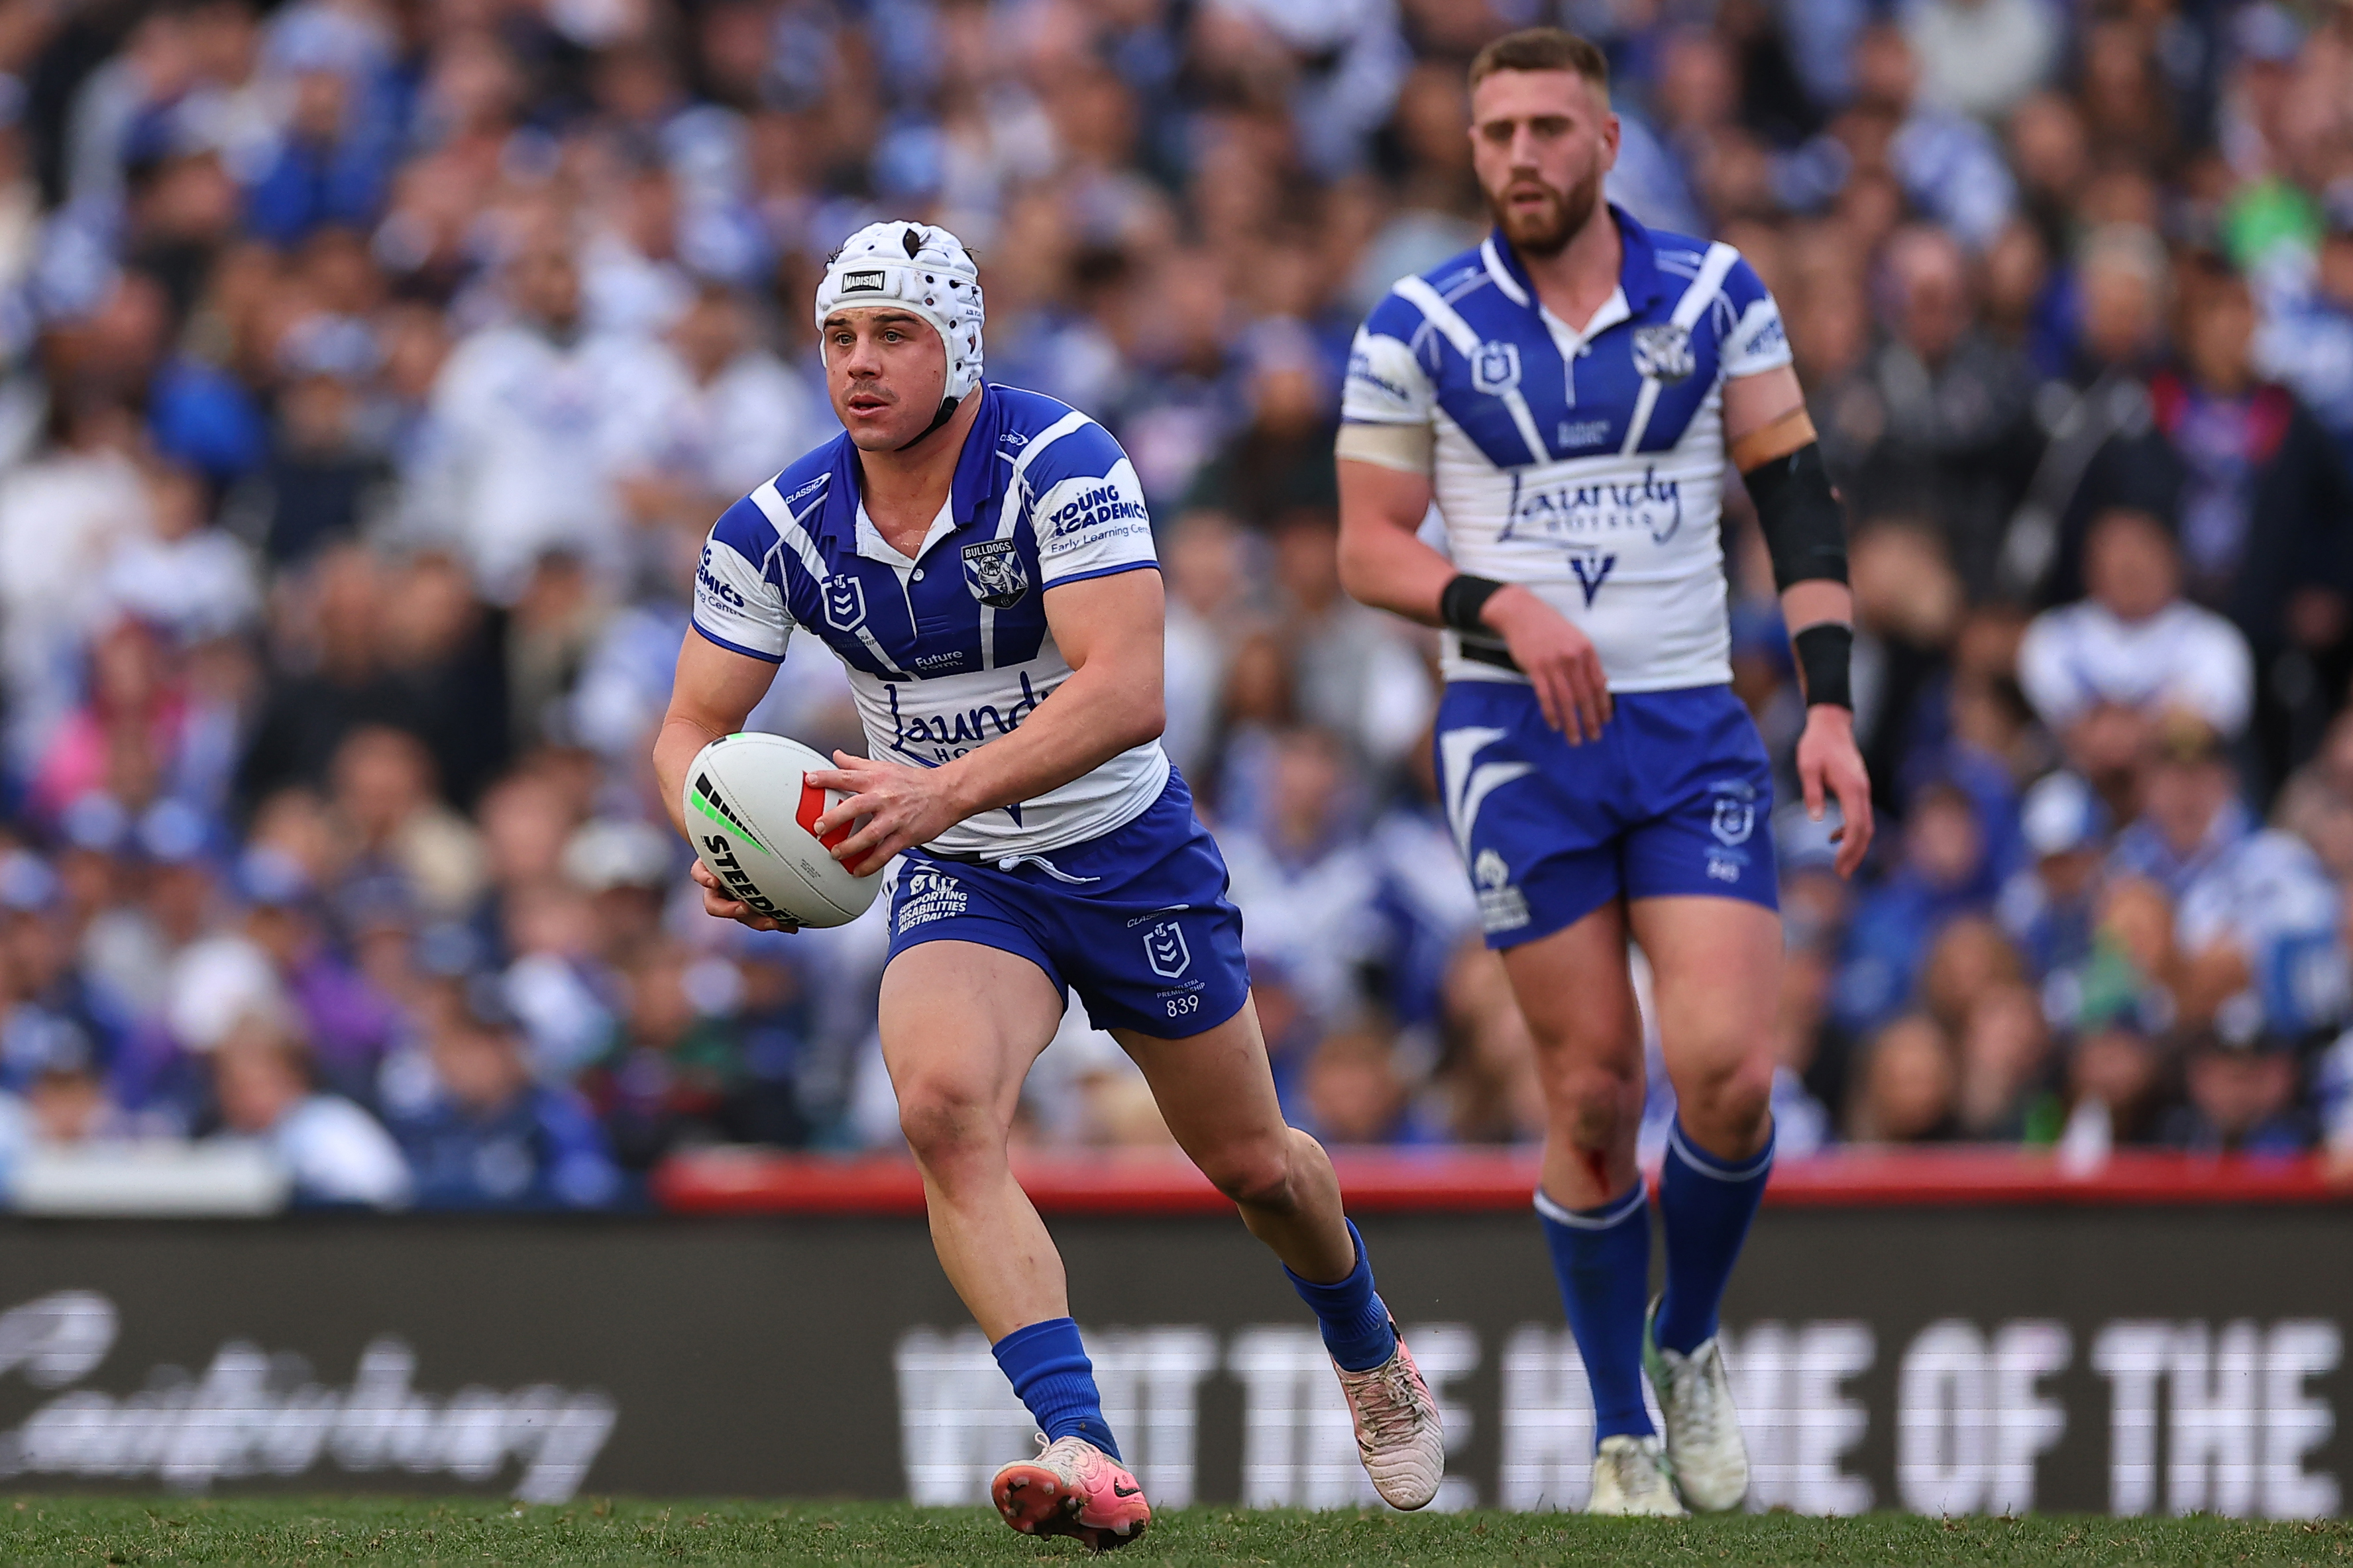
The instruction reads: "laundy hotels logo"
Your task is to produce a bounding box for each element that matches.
[1142,920,1191,980]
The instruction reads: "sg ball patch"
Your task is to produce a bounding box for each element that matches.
[1631,324,1696,383]
[961,540,1030,608]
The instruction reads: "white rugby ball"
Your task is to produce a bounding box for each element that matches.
[683,733,881,929]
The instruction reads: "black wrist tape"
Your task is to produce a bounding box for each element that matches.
[1745,441,1848,592]
[1792,622,1855,709]
[1439,574,1506,633]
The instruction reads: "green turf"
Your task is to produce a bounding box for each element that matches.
[1,1499,2347,1567]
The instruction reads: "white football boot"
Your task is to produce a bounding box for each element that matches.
[1333,1324,1446,1509]
[1586,1434,1688,1515]
[990,1434,1150,1550]
[1643,1300,1750,1512]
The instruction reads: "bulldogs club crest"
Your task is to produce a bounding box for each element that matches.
[1631,324,1696,383]
[1471,340,1521,396]
[823,574,868,631]
[961,540,1030,608]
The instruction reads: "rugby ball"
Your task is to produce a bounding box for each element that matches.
[683,733,882,929]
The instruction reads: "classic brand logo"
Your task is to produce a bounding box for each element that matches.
[840,270,887,293]
[1471,340,1521,395]
[1632,323,1695,382]
[824,576,868,632]
[1143,920,1191,980]
[961,540,1030,608]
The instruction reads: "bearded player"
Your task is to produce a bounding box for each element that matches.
[1336,31,1873,1514]
[653,222,1443,1547]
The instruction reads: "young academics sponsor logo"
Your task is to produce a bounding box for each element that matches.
[1045,482,1148,539]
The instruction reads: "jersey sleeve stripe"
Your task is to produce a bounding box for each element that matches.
[691,620,786,663]
[985,407,1097,670]
[1040,559,1160,589]
[1393,274,1550,466]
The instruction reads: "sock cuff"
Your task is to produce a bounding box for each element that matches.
[1533,1181,1649,1230]
[1666,1120,1775,1181]
[1283,1218,1369,1292]
[992,1317,1091,1380]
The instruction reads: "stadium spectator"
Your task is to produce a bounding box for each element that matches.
[2111,721,2344,1035]
[2016,507,2255,743]
[382,976,624,1211]
[2160,1028,2319,1154]
[206,1009,410,1208]
[1853,1014,1960,1143]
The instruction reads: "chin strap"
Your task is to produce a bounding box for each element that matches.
[896,395,961,452]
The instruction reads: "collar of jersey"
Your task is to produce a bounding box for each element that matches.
[1480,203,1668,319]
[825,384,1005,567]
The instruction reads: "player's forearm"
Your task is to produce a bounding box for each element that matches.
[932,660,1164,820]
[653,714,728,838]
[1780,580,1852,633]
[1337,462,1450,624]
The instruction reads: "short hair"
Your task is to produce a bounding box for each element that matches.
[1467,28,1610,97]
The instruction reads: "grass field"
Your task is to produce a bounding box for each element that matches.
[3,1500,2349,1567]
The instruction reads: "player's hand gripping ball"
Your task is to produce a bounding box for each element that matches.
[683,733,883,930]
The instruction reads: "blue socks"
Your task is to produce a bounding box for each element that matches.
[1284,1218,1399,1372]
[1537,1182,1655,1441]
[992,1318,1121,1460]
[1655,1119,1774,1355]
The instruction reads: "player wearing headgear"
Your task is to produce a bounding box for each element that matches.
[653,221,1445,1546]
[1335,30,1875,1516]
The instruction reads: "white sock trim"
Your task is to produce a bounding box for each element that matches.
[1666,1123,1775,1182]
[1533,1182,1649,1229]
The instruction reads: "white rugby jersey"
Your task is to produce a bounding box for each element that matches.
[692,384,1170,858]
[1342,207,1793,690]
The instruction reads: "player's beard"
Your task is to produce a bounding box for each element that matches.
[1488,162,1605,258]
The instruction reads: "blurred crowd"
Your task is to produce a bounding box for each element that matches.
[0,0,2349,1210]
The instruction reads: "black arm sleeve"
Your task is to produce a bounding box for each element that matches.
[1743,441,1849,591]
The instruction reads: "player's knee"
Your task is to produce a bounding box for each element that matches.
[1199,1139,1297,1212]
[1680,1052,1775,1142]
[1542,1060,1641,1146]
[896,1080,1006,1170]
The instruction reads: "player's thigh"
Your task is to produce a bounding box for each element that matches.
[1498,898,1645,1093]
[1627,894,1782,1117]
[1111,1002,1294,1198]
[879,940,1067,1149]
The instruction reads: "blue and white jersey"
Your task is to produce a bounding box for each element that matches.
[691,384,1168,859]
[1342,206,1792,690]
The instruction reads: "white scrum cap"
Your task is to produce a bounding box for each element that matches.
[814,221,985,403]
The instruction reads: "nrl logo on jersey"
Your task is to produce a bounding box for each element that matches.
[1470,340,1521,395]
[961,540,1030,608]
[1632,324,1695,382]
[824,574,868,631]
